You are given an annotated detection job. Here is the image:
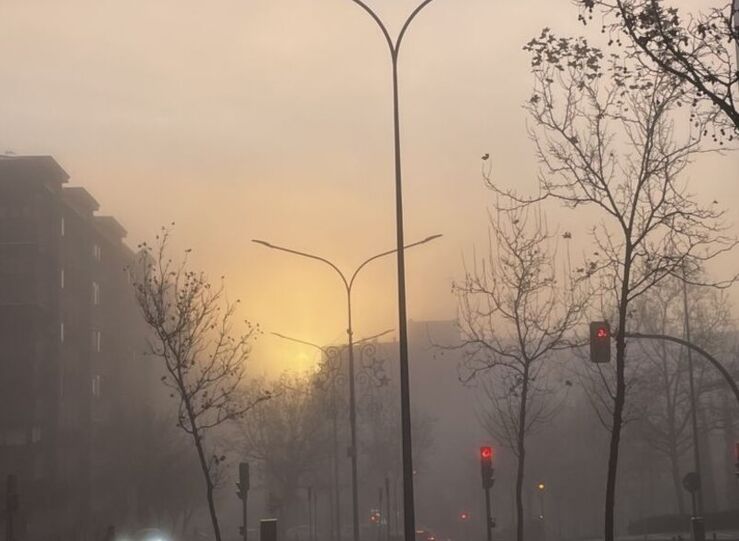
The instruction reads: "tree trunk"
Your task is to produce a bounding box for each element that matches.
[189,413,222,541]
[516,366,530,541]
[194,432,222,541]
[604,248,631,541]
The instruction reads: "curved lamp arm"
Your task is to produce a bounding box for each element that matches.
[348,0,438,57]
[397,0,438,53]
[348,0,394,54]
[252,239,350,291]
[271,328,393,351]
[348,234,443,290]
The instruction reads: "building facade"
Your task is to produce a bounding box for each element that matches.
[0,156,153,539]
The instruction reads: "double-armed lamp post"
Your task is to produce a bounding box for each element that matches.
[346,2,441,539]
[252,234,441,541]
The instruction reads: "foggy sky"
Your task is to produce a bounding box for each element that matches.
[1,0,737,374]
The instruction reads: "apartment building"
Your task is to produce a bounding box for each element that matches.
[0,156,153,539]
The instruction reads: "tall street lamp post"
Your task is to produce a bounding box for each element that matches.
[346,3,440,539]
[253,235,442,541]
[271,329,394,541]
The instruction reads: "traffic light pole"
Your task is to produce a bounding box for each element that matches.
[243,486,249,541]
[238,462,250,541]
[623,332,739,408]
[484,486,493,541]
[479,448,494,541]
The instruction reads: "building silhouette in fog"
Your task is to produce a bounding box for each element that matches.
[0,156,152,539]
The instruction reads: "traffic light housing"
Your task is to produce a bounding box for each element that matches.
[589,321,611,363]
[480,446,494,489]
[237,462,250,499]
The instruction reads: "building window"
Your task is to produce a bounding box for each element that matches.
[91,329,101,353]
[92,281,101,305]
[60,216,65,236]
[60,268,65,289]
[92,375,101,398]
[93,244,102,262]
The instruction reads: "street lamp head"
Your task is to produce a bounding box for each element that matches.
[537,483,545,491]
[251,239,274,248]
[422,234,443,243]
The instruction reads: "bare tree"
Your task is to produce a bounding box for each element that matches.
[579,0,739,136]
[454,205,586,541]
[130,227,269,541]
[517,32,736,541]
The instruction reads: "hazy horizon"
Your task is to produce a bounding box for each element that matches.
[2,0,737,375]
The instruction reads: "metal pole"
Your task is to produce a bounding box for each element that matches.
[253,236,440,541]
[390,45,418,541]
[333,385,342,541]
[682,276,706,541]
[484,486,493,541]
[682,277,704,517]
[243,489,249,541]
[346,291,360,541]
[342,5,441,538]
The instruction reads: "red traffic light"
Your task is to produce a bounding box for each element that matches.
[480,446,494,488]
[589,321,611,363]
